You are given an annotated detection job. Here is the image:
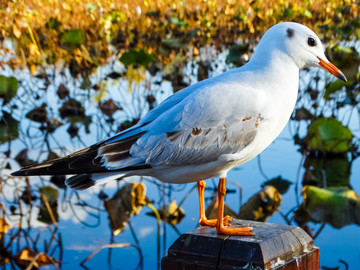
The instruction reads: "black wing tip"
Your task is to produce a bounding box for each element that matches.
[10,166,55,176]
[11,170,26,176]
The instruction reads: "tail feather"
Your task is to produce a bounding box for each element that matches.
[66,174,95,190]
[11,130,147,177]
[66,172,126,190]
[11,127,152,191]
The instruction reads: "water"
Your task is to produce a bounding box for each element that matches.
[1,46,360,269]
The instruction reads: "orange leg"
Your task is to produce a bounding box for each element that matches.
[216,178,254,236]
[197,180,231,227]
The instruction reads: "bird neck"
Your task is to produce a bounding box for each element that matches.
[249,45,297,70]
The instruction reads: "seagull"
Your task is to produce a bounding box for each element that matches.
[12,22,346,235]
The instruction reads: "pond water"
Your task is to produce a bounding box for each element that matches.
[1,44,360,270]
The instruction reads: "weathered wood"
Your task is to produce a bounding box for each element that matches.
[162,219,319,270]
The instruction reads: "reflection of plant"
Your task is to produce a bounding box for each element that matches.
[0,0,359,79]
[283,44,360,238]
[295,186,360,229]
[0,183,62,269]
[0,4,359,267]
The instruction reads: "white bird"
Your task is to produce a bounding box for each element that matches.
[12,22,346,235]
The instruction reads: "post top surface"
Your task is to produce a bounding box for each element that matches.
[165,219,316,269]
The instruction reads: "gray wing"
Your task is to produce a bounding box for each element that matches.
[131,117,260,167]
[101,81,267,169]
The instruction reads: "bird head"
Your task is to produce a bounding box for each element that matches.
[256,22,347,82]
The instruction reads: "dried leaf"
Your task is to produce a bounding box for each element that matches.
[205,195,237,220]
[59,98,85,120]
[47,118,63,133]
[99,99,121,117]
[67,122,79,138]
[146,200,185,225]
[50,175,67,189]
[104,183,148,234]
[15,149,35,167]
[57,83,69,99]
[47,151,59,161]
[15,247,58,269]
[238,185,282,222]
[106,72,123,79]
[262,176,293,195]
[293,107,313,121]
[25,104,47,123]
[38,186,59,224]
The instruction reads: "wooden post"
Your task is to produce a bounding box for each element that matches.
[162,219,319,270]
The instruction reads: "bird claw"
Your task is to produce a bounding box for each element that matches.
[199,215,232,227]
[216,226,254,236]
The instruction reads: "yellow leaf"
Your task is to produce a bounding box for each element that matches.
[0,217,9,235]
[29,43,39,57]
[30,64,37,75]
[94,81,108,102]
[126,65,146,93]
[13,24,21,39]
[62,2,72,11]
[248,21,255,34]
[193,47,199,56]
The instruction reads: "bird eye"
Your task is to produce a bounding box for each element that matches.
[307,37,316,47]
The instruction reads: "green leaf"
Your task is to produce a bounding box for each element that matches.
[146,10,160,18]
[303,154,350,187]
[119,49,155,67]
[85,3,97,11]
[0,112,19,143]
[296,186,360,228]
[38,186,59,224]
[282,7,294,19]
[324,80,351,99]
[305,118,352,153]
[80,76,92,90]
[39,186,59,203]
[61,29,85,45]
[110,11,126,23]
[45,18,61,31]
[225,43,248,67]
[186,28,200,39]
[169,17,189,28]
[161,38,188,50]
[299,8,312,18]
[0,75,18,104]
[325,45,360,81]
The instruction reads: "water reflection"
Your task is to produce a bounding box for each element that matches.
[0,43,359,269]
